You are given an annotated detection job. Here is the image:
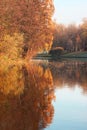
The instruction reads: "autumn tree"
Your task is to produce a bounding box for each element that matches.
[0,33,24,61]
[26,0,54,58]
[0,0,54,60]
[53,24,66,49]
[80,18,87,50]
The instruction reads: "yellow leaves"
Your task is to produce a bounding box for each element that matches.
[0,33,24,60]
[0,0,54,59]
[26,0,54,58]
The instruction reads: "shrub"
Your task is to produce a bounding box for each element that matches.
[49,47,64,56]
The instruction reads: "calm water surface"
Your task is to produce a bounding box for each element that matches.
[0,60,87,130]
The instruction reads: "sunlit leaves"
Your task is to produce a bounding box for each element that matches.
[0,0,54,59]
[0,33,24,60]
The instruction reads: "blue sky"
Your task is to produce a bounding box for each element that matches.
[53,0,87,25]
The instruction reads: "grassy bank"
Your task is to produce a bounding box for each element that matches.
[33,53,52,60]
[33,51,87,61]
[62,51,87,58]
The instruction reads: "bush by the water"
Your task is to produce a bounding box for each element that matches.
[49,47,64,56]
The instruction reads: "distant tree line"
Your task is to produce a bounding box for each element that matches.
[53,18,87,52]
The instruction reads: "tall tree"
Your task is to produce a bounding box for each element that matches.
[0,0,54,59]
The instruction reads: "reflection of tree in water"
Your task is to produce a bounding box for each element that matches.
[0,65,24,95]
[1,60,86,130]
[49,61,87,94]
[0,63,55,130]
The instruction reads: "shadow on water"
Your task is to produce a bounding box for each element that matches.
[0,59,87,130]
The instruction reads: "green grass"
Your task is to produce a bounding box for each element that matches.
[33,51,87,62]
[62,51,87,58]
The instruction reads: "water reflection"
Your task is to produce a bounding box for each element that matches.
[0,63,55,130]
[0,65,24,95]
[0,60,87,130]
[49,61,87,94]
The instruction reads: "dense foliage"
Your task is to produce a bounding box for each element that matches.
[0,0,54,61]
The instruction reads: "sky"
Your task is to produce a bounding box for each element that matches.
[53,0,87,25]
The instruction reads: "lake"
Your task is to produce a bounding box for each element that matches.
[0,59,87,130]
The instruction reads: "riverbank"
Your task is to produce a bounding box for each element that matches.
[61,51,87,58]
[33,51,87,61]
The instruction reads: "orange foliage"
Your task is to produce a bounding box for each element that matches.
[0,0,54,59]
